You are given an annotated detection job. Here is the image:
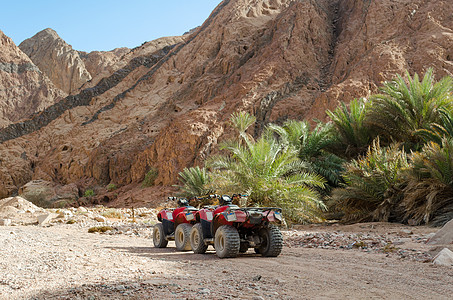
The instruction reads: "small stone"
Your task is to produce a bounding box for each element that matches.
[253,297,265,300]
[198,288,211,295]
[252,275,262,281]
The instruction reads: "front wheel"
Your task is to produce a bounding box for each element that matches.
[153,223,168,248]
[175,223,192,251]
[214,225,240,258]
[190,223,208,254]
[257,225,283,257]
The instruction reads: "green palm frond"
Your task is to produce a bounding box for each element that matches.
[327,98,374,159]
[366,68,453,150]
[177,166,213,198]
[330,139,409,223]
[207,124,327,223]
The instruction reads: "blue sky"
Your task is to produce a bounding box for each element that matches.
[1,0,222,52]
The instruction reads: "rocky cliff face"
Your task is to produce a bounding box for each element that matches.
[19,28,92,95]
[0,29,65,128]
[2,0,453,204]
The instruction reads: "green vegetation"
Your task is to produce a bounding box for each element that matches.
[142,168,159,188]
[330,140,409,223]
[106,183,117,191]
[177,166,213,198]
[101,208,123,219]
[173,69,453,226]
[84,189,95,198]
[366,68,453,150]
[207,113,327,223]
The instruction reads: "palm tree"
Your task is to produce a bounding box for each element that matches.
[330,140,409,223]
[401,137,453,226]
[229,111,256,144]
[366,68,453,150]
[208,112,327,223]
[326,98,374,159]
[267,120,344,187]
[177,166,213,198]
[416,108,453,145]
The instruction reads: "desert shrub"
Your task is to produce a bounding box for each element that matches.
[101,208,123,219]
[106,183,117,191]
[142,168,158,188]
[84,189,95,198]
[88,226,113,233]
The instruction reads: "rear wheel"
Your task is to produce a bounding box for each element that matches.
[153,223,168,248]
[175,223,192,251]
[190,223,208,254]
[214,225,240,258]
[257,225,283,257]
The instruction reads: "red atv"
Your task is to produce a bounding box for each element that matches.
[153,197,198,251]
[190,195,284,258]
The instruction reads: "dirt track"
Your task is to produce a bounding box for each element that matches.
[1,223,452,300]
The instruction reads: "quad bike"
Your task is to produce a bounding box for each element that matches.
[190,194,284,258]
[153,197,198,251]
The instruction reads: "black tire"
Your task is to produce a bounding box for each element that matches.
[239,242,249,253]
[214,225,240,258]
[190,223,208,254]
[175,223,192,251]
[153,223,168,248]
[257,225,283,257]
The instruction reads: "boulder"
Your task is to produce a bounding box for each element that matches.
[432,248,453,267]
[18,180,78,208]
[427,218,453,245]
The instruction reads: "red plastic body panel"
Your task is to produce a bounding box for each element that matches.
[172,207,187,219]
[158,209,175,222]
[213,206,229,215]
[196,208,214,221]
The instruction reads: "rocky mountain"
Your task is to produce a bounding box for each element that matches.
[19,28,92,95]
[0,29,65,128]
[1,0,453,204]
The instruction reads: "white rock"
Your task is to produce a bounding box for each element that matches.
[59,210,73,218]
[77,207,88,213]
[432,248,453,267]
[37,213,58,226]
[0,219,12,226]
[428,219,453,245]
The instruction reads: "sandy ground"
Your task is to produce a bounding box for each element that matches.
[1,222,452,300]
